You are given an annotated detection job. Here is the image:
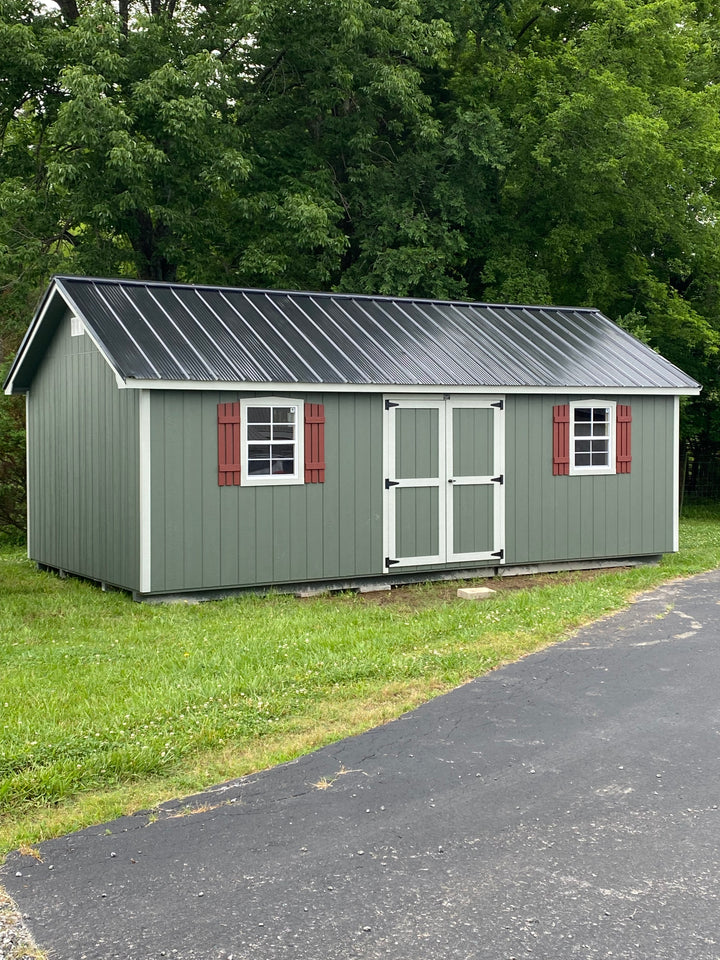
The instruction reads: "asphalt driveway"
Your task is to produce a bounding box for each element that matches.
[4,570,720,960]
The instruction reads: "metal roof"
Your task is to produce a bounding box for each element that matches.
[4,276,701,394]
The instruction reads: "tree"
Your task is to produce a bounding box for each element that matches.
[455,0,720,449]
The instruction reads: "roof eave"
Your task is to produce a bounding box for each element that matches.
[117,377,702,396]
[3,277,126,395]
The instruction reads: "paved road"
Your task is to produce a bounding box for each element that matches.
[4,571,720,959]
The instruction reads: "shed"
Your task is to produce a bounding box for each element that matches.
[4,276,700,600]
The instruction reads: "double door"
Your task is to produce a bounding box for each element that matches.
[383,396,505,569]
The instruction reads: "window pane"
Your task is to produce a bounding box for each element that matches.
[248,444,271,459]
[273,424,294,440]
[574,408,592,422]
[271,459,294,474]
[592,422,608,437]
[247,407,271,423]
[591,440,608,453]
[591,451,608,465]
[272,444,294,460]
[248,425,271,440]
[592,408,608,422]
[249,461,271,475]
[273,407,295,423]
[576,440,591,453]
[575,423,592,437]
[576,453,591,466]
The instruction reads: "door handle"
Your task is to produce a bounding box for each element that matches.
[448,478,455,483]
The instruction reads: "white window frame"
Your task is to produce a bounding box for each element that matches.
[568,399,616,476]
[240,397,304,486]
[70,314,85,337]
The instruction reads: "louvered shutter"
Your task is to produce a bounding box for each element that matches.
[218,402,241,486]
[553,404,570,475]
[616,405,632,474]
[304,404,326,483]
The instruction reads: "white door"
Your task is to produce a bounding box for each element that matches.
[383,396,505,569]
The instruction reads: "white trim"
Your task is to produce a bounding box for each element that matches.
[384,398,446,569]
[25,393,31,560]
[239,397,305,486]
[138,390,152,594]
[673,396,680,552]
[446,397,505,564]
[4,288,57,395]
[115,378,701,397]
[568,399,617,476]
[384,395,505,569]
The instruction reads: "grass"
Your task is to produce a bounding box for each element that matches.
[1,504,720,859]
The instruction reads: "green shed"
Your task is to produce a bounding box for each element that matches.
[4,276,700,600]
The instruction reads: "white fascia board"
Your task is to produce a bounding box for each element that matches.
[53,279,127,385]
[3,285,58,394]
[117,378,702,397]
[3,281,126,395]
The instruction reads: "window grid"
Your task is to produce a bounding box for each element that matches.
[246,404,297,477]
[573,406,610,468]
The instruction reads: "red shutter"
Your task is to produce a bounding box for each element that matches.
[616,404,632,474]
[553,404,570,475]
[304,403,326,483]
[217,402,241,486]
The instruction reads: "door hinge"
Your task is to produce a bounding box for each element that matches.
[491,474,504,485]
[385,557,400,567]
[491,548,504,560]
[491,400,504,410]
[385,399,399,410]
[385,478,400,489]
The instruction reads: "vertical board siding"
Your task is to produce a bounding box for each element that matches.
[505,394,675,564]
[27,310,140,589]
[150,392,383,592]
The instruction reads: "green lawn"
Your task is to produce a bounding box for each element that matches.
[2,504,720,856]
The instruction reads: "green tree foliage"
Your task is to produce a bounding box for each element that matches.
[459,0,720,452]
[2,0,720,536]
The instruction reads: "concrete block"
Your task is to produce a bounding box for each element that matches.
[457,586,497,600]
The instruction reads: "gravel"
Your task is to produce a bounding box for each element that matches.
[0,890,43,960]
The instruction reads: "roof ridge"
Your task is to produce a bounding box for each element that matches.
[52,275,601,314]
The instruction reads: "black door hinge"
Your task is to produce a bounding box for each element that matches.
[491,548,504,560]
[385,399,399,410]
[491,400,504,409]
[491,474,504,485]
[385,478,400,489]
[385,557,400,567]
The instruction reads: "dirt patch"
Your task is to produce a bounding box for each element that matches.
[338,567,633,610]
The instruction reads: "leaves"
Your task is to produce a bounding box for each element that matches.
[3,0,720,535]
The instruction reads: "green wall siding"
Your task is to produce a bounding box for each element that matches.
[149,391,384,592]
[505,394,675,564]
[148,390,675,593]
[27,311,140,589]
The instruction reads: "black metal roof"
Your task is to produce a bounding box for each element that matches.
[4,276,701,394]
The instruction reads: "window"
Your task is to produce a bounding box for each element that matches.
[570,401,615,474]
[242,399,304,485]
[553,401,631,476]
[217,399,325,487]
